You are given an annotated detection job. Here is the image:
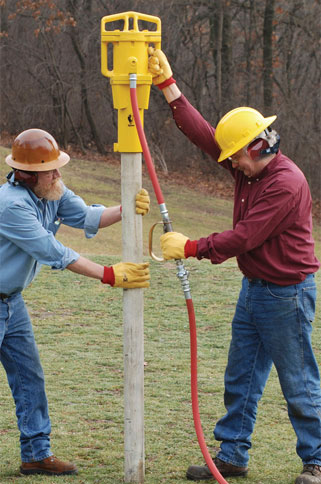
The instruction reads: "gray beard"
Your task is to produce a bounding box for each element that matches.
[33,179,65,201]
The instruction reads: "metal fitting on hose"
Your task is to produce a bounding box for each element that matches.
[176,260,191,299]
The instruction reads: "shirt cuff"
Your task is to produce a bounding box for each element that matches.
[51,248,80,270]
[84,204,105,239]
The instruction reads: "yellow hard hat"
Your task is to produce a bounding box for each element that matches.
[215,107,277,162]
[5,128,70,171]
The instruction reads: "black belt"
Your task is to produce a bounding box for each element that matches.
[246,278,268,285]
[0,293,9,300]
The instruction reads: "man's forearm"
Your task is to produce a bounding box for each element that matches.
[67,256,104,280]
[99,206,122,228]
[162,83,182,103]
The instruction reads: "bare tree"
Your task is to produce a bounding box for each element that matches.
[1,0,320,196]
[263,0,275,110]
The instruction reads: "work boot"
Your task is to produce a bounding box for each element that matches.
[295,465,321,484]
[20,455,78,475]
[186,456,248,480]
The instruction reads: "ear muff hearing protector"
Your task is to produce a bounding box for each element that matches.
[14,170,38,187]
[246,128,280,161]
[247,138,270,160]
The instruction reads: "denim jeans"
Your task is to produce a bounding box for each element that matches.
[0,293,52,462]
[214,274,321,467]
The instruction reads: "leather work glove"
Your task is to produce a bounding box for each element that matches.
[136,188,150,216]
[148,47,176,89]
[102,262,150,288]
[160,232,198,260]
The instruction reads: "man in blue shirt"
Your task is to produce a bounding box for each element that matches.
[0,128,150,476]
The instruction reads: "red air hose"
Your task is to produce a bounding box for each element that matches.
[130,77,229,484]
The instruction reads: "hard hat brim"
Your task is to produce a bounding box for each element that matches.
[5,150,70,171]
[217,114,277,162]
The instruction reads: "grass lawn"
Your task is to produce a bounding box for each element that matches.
[0,147,320,484]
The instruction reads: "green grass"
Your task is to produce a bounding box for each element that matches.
[0,146,320,484]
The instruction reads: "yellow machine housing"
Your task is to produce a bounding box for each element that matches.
[101,11,161,152]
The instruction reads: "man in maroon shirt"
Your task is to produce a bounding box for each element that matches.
[148,48,321,484]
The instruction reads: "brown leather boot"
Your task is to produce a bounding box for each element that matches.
[295,464,321,484]
[186,456,248,480]
[20,456,78,475]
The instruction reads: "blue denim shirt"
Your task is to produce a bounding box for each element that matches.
[0,175,105,295]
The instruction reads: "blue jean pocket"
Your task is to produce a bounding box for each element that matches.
[266,282,297,300]
[303,286,316,322]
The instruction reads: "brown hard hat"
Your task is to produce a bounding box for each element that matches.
[5,128,70,171]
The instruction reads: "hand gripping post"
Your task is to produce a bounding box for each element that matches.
[129,73,229,484]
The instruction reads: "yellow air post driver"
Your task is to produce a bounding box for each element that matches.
[101,11,161,153]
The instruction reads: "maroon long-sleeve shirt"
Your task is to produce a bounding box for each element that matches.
[170,94,320,285]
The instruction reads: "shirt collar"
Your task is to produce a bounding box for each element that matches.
[7,171,45,205]
[250,150,282,181]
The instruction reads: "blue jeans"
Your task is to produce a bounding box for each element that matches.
[0,293,52,462]
[214,274,321,467]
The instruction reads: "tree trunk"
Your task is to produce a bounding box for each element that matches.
[68,0,106,154]
[221,1,233,112]
[263,0,275,110]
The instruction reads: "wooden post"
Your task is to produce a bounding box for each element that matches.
[121,152,145,483]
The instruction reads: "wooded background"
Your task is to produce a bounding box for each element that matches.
[0,0,320,197]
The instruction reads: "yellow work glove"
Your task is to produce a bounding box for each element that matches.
[160,232,198,260]
[136,188,150,216]
[148,47,174,87]
[102,262,150,288]
[160,232,189,260]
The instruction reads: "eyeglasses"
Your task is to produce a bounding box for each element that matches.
[228,149,244,163]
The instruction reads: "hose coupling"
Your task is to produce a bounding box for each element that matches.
[176,260,191,298]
